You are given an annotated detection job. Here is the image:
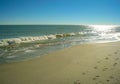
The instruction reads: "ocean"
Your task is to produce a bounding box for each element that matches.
[0,25,120,63]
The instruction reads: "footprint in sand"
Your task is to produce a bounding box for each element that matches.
[97,61,101,63]
[109,76,114,79]
[74,80,81,84]
[92,77,97,80]
[92,75,100,81]
[113,63,117,66]
[105,57,109,60]
[106,79,110,82]
[94,66,98,69]
[115,58,119,61]
[82,72,86,75]
[96,75,100,78]
[102,68,108,71]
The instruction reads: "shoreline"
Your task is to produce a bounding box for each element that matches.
[0,41,120,84]
[1,40,120,64]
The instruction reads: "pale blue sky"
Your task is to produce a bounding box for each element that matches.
[0,0,120,25]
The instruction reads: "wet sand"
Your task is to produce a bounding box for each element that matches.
[0,42,120,84]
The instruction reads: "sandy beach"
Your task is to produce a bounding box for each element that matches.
[0,42,120,84]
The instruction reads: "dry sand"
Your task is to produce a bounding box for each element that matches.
[0,42,120,84]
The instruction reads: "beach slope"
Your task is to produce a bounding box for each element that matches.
[0,42,120,84]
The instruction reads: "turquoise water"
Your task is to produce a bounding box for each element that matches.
[0,25,120,63]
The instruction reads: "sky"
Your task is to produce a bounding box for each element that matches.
[0,0,120,25]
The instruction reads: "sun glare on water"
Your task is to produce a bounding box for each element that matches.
[89,25,116,32]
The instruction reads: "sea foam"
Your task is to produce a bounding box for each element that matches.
[0,32,86,46]
[1,31,119,47]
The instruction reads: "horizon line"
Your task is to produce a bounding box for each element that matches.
[0,24,120,26]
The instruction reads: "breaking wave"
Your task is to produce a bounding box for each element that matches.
[0,25,120,64]
[0,32,87,46]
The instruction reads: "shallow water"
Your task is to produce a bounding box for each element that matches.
[0,25,120,63]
